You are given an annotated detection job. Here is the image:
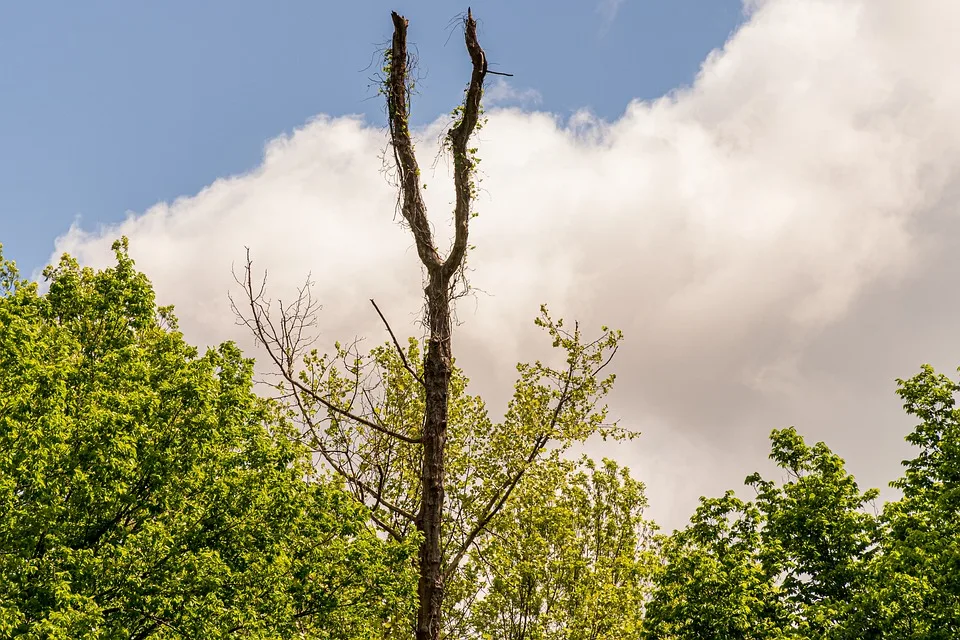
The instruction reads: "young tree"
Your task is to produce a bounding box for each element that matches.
[746,428,879,636]
[0,242,416,639]
[237,11,626,640]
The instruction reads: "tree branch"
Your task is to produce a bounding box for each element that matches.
[287,387,419,529]
[370,510,405,542]
[235,253,422,445]
[388,11,441,272]
[370,298,425,387]
[442,359,578,580]
[443,7,487,278]
[315,444,418,524]
[294,375,421,445]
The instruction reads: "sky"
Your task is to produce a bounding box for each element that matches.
[1,0,743,273]
[5,0,960,530]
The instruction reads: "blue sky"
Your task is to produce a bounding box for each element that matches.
[13,0,960,528]
[0,0,743,274]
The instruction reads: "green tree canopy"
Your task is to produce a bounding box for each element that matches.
[857,365,960,638]
[644,428,879,639]
[0,241,416,639]
[449,456,656,640]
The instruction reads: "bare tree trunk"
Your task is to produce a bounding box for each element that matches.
[385,10,487,640]
[418,272,452,640]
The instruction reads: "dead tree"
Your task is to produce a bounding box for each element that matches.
[383,10,487,640]
[235,10,486,639]
[235,9,624,640]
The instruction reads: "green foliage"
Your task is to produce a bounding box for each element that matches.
[747,428,879,633]
[0,241,416,639]
[856,365,960,638]
[644,491,793,639]
[18,235,960,639]
[450,457,656,640]
[645,428,878,639]
[287,297,633,635]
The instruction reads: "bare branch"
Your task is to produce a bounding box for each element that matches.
[314,442,418,524]
[293,375,422,445]
[370,510,404,542]
[236,253,422,445]
[388,11,441,271]
[371,298,425,387]
[291,393,419,532]
[443,7,488,279]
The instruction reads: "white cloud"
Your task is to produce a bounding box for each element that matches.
[53,0,960,530]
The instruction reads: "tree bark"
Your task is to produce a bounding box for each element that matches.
[418,271,452,640]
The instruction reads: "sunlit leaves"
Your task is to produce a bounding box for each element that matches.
[454,457,657,640]
[859,365,960,638]
[645,429,878,639]
[0,242,416,638]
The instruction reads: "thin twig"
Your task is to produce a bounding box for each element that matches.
[371,298,425,387]
[238,253,422,445]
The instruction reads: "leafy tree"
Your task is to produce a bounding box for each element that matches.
[644,491,793,640]
[449,457,656,640]
[644,428,878,639]
[0,241,416,639]
[857,365,960,638]
[747,428,879,636]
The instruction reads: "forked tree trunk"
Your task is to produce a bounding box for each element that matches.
[384,10,488,640]
[240,11,609,640]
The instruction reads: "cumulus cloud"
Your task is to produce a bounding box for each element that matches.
[53,0,960,529]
